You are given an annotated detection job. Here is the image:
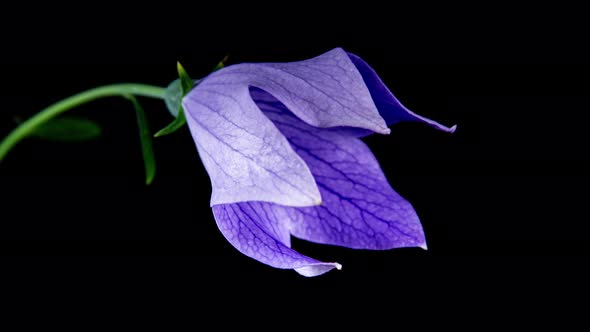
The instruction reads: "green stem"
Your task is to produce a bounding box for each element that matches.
[0,83,166,162]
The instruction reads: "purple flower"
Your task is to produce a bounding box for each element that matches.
[182,48,455,277]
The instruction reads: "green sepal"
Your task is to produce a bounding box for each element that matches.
[211,55,229,72]
[155,62,194,137]
[164,79,183,118]
[154,107,186,137]
[157,57,228,137]
[177,62,194,95]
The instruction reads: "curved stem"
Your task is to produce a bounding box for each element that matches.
[0,83,166,162]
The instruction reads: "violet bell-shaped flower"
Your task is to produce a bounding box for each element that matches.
[182,48,456,277]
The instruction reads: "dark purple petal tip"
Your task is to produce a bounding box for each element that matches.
[347,51,457,134]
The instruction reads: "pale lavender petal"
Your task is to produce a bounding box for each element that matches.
[183,84,321,207]
[212,202,342,277]
[347,52,457,134]
[253,89,427,250]
[189,47,390,134]
[182,48,395,207]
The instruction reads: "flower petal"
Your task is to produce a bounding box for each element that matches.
[212,202,342,277]
[182,48,395,207]
[254,89,428,250]
[184,95,321,207]
[347,52,457,133]
[188,47,390,133]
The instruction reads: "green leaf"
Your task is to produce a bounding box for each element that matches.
[31,117,101,142]
[127,95,156,185]
[154,106,186,137]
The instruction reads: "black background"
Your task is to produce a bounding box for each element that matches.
[1,4,588,326]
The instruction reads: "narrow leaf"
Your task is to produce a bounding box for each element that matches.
[127,95,156,185]
[31,117,101,142]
